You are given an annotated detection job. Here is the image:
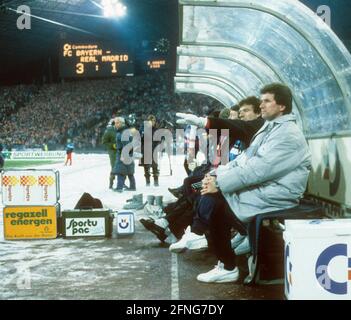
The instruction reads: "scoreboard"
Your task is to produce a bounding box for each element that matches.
[59,42,134,78]
[141,53,168,71]
[146,59,167,70]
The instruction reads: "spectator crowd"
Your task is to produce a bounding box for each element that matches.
[0,72,219,151]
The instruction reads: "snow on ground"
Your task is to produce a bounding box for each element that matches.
[0,153,187,299]
[0,154,286,300]
[30,153,184,212]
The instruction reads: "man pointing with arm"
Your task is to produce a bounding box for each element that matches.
[182,83,311,283]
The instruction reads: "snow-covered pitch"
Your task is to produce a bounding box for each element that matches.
[0,153,187,299]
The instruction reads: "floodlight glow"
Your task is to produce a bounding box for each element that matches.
[115,2,126,17]
[102,0,126,18]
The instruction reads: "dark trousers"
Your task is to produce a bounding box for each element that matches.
[144,162,159,180]
[192,193,217,235]
[164,195,202,239]
[164,173,207,238]
[65,152,72,165]
[163,177,201,239]
[196,193,247,270]
[165,200,195,239]
[117,174,136,190]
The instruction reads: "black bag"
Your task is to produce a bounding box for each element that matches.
[74,193,103,210]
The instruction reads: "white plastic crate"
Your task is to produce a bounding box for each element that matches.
[284,219,351,300]
[1,169,60,206]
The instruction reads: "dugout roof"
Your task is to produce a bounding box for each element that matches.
[175,0,351,138]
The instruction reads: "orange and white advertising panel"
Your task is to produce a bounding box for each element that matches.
[1,170,59,205]
[3,206,58,240]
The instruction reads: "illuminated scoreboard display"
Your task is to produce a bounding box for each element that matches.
[147,59,167,70]
[59,43,134,78]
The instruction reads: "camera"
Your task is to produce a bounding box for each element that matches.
[191,181,202,192]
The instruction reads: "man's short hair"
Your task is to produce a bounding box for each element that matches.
[147,115,156,122]
[238,96,261,114]
[230,104,240,112]
[260,83,293,115]
[115,117,125,125]
[219,108,231,119]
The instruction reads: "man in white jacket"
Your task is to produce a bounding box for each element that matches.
[188,83,311,283]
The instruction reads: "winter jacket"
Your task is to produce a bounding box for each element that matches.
[102,125,117,168]
[206,116,265,165]
[207,117,265,148]
[65,143,74,154]
[216,114,311,223]
[113,126,135,176]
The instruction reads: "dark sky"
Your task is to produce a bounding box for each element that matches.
[301,0,351,39]
[0,0,179,84]
[0,0,349,85]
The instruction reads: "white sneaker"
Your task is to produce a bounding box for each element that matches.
[234,236,251,255]
[169,226,208,253]
[197,262,239,283]
[231,233,246,248]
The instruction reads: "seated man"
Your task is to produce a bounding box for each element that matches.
[178,83,311,283]
[168,97,264,252]
[140,97,263,245]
